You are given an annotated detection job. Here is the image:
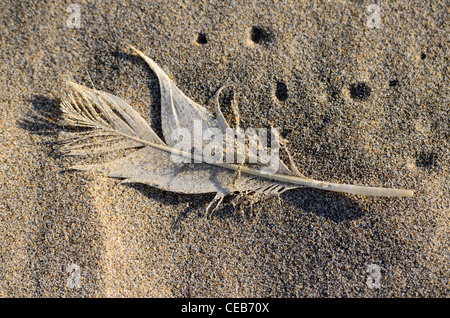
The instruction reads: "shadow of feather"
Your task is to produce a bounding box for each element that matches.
[284,187,365,222]
[18,96,64,159]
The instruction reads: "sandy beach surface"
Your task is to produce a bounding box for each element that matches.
[0,0,448,297]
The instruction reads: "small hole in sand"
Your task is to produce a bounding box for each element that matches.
[250,26,273,44]
[416,151,438,168]
[349,82,371,101]
[196,33,208,45]
[275,81,288,101]
[420,52,427,60]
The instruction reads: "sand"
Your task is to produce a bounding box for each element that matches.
[0,0,448,297]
